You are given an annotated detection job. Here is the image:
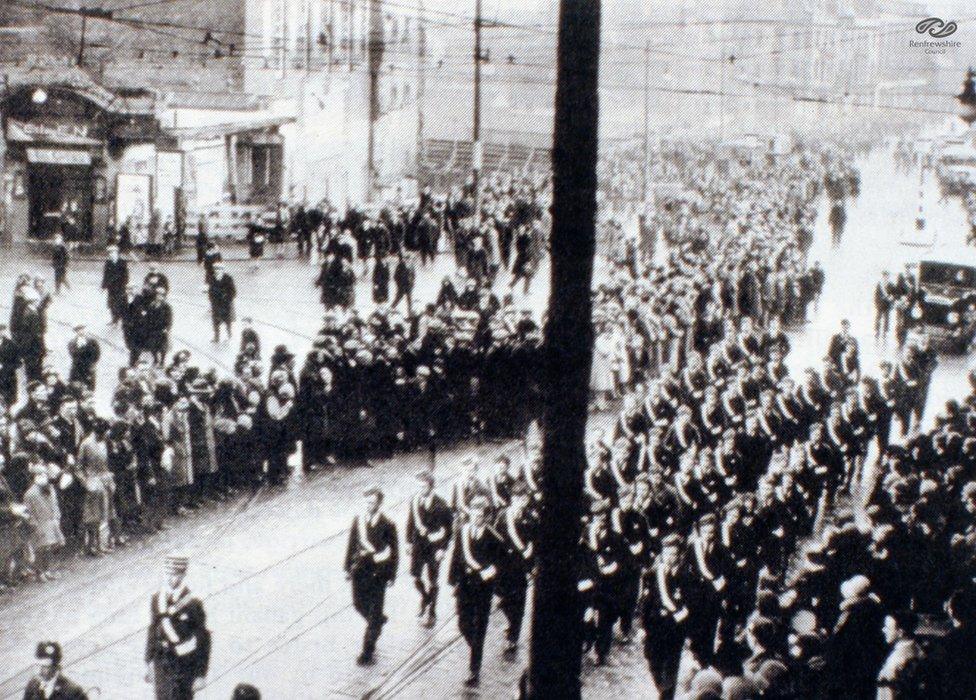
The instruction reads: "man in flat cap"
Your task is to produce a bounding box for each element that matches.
[145,553,210,699]
[23,641,87,699]
[345,488,399,665]
[406,470,452,627]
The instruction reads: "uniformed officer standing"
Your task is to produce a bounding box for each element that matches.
[145,553,210,699]
[344,488,398,665]
[23,641,88,699]
[494,484,536,655]
[641,533,689,700]
[405,471,453,627]
[448,496,502,687]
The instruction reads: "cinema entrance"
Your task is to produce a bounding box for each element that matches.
[26,150,96,241]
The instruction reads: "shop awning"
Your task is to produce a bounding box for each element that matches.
[166,116,296,141]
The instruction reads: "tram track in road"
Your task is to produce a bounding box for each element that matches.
[364,613,465,700]
[51,296,235,373]
[1,269,541,696]
[0,438,512,698]
[189,441,520,696]
[0,481,270,698]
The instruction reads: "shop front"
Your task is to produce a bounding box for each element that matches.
[1,82,166,249]
[25,147,98,241]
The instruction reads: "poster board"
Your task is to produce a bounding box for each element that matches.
[116,173,152,244]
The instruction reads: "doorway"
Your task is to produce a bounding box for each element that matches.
[27,164,94,241]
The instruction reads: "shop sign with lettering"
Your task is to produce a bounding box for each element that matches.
[26,148,93,166]
[6,119,100,145]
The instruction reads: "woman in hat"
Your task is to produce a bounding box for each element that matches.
[162,395,194,513]
[106,420,137,539]
[77,419,113,555]
[23,471,64,581]
[261,383,296,486]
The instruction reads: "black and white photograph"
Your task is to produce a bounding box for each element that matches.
[2,0,976,697]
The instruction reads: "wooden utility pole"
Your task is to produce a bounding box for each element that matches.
[472,0,483,224]
[642,39,650,207]
[77,12,88,66]
[366,0,384,201]
[416,0,426,180]
[525,0,600,696]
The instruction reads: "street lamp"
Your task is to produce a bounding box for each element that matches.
[31,88,48,105]
[956,67,976,125]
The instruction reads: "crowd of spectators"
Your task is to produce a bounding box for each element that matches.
[0,171,556,592]
[569,142,976,699]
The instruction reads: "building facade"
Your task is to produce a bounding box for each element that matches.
[0,67,172,247]
[0,0,423,246]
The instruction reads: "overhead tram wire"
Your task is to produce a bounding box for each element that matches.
[2,44,961,124]
[109,0,206,12]
[10,0,965,78]
[13,0,974,66]
[0,25,966,124]
[6,0,723,63]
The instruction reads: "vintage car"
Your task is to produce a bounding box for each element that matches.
[915,249,976,352]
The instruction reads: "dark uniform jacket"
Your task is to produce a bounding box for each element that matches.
[68,337,100,386]
[142,301,173,353]
[101,259,128,296]
[580,524,628,596]
[448,522,503,590]
[145,585,211,680]
[641,559,690,630]
[612,506,651,570]
[344,512,399,582]
[405,493,453,564]
[495,507,537,581]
